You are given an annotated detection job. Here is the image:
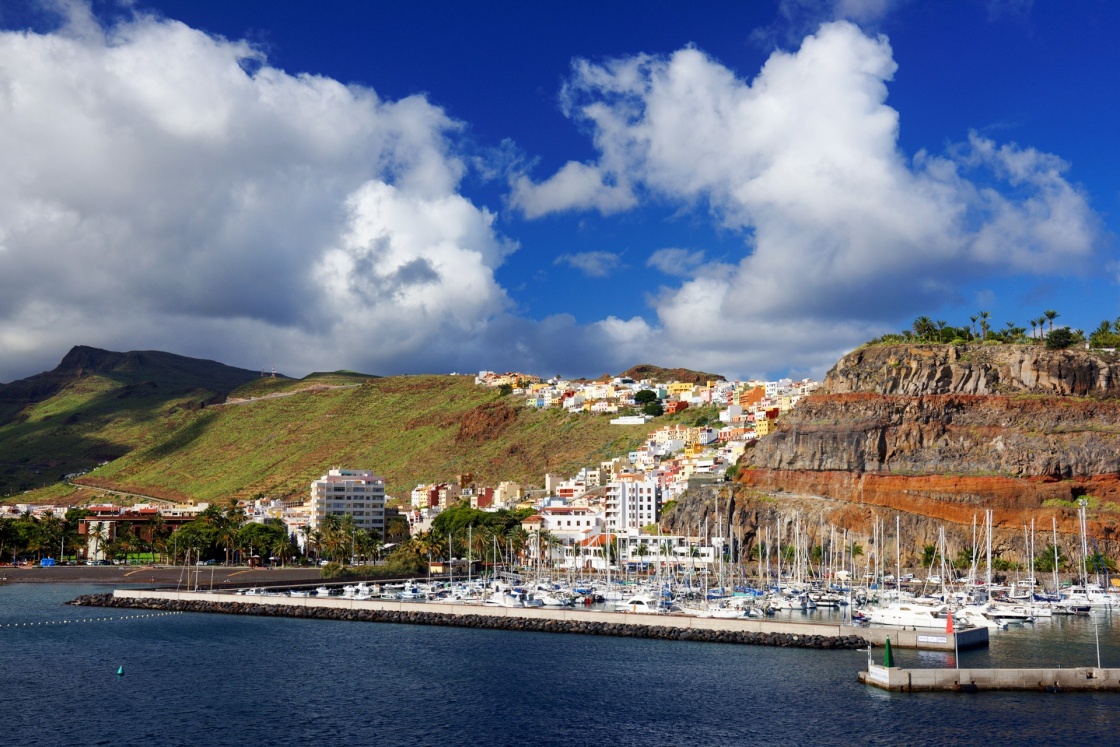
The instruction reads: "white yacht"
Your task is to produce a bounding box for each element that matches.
[867,602,950,629]
[616,593,663,614]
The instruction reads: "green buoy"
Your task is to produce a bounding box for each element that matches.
[883,637,894,668]
[116,665,124,676]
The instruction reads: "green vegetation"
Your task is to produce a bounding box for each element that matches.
[0,346,262,495]
[6,370,673,505]
[0,507,89,563]
[863,309,1088,348]
[1088,319,1120,349]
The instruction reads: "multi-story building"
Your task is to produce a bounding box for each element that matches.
[604,475,661,532]
[309,468,386,535]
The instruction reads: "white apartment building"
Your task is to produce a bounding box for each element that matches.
[309,468,386,534]
[605,476,662,532]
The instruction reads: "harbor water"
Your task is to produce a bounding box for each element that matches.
[3,584,1119,746]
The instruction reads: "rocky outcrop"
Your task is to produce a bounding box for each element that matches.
[665,345,1120,562]
[825,344,1120,398]
[754,393,1120,478]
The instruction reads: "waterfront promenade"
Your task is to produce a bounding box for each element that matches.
[106,588,987,651]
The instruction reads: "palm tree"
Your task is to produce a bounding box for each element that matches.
[88,521,110,562]
[1030,319,1038,339]
[271,534,295,567]
[912,316,934,341]
[969,315,978,338]
[936,320,947,342]
[978,311,991,341]
[1044,309,1058,332]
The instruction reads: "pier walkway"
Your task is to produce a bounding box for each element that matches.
[860,662,1120,692]
[110,588,986,651]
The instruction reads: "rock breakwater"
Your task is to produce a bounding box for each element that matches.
[68,594,867,650]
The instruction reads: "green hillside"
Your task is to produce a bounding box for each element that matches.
[0,346,264,494]
[3,348,717,505]
[71,375,666,502]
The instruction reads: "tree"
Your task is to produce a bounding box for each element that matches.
[497,383,513,396]
[0,517,17,563]
[238,522,286,562]
[87,521,110,562]
[978,311,991,341]
[1033,544,1067,573]
[641,401,664,417]
[920,544,937,567]
[912,316,935,340]
[1089,320,1120,349]
[1044,309,1059,332]
[634,389,658,405]
[173,520,219,561]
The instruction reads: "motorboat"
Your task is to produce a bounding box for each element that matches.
[867,602,951,629]
[616,593,663,614]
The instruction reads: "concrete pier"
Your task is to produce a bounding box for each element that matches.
[99,588,984,650]
[860,662,1120,692]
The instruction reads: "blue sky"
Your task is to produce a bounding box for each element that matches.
[0,0,1116,382]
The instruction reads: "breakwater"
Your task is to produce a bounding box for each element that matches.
[71,592,868,650]
[860,662,1120,692]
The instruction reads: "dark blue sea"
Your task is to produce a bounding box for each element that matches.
[3,584,1120,746]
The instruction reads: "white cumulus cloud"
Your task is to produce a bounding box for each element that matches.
[518,21,1100,377]
[0,5,517,380]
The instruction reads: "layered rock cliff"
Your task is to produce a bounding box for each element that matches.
[663,344,1120,565]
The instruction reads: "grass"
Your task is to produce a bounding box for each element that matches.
[22,376,670,503]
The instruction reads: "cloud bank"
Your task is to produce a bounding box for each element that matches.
[515,21,1099,375]
[0,8,1101,384]
[0,5,518,380]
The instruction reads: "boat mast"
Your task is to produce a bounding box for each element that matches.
[1051,517,1060,595]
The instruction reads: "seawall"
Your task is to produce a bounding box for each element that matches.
[68,589,987,651]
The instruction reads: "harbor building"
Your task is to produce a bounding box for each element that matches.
[309,468,386,535]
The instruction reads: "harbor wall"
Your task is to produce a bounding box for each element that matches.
[860,662,1120,692]
[73,589,982,650]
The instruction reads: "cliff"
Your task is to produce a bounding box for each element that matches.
[663,344,1120,565]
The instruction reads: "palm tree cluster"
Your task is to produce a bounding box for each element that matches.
[384,501,532,575]
[1088,318,1120,349]
[171,497,296,565]
[301,513,382,565]
[0,508,89,563]
[868,308,1087,348]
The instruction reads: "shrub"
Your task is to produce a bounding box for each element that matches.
[1046,327,1075,350]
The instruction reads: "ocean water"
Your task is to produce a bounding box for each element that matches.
[2,584,1120,746]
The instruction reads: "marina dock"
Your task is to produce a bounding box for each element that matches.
[860,662,1120,692]
[100,588,986,651]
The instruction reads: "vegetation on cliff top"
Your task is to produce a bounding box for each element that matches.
[862,309,1120,350]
